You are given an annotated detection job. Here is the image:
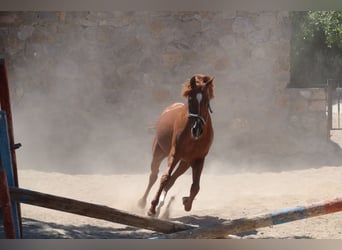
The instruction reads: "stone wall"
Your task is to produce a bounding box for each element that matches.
[0,11,337,174]
[286,88,327,138]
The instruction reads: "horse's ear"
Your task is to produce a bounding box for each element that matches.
[190,76,197,89]
[206,77,214,99]
[205,76,214,86]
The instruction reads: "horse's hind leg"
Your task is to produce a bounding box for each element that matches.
[148,152,179,216]
[138,142,165,209]
[183,158,204,212]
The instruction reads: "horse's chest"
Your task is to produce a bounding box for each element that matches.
[176,131,213,159]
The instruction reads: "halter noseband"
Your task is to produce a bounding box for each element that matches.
[188,113,206,125]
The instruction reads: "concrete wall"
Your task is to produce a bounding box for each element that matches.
[0,11,337,174]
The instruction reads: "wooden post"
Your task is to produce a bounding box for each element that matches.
[154,197,342,239]
[0,163,16,238]
[0,58,20,188]
[326,79,336,139]
[327,79,333,138]
[0,58,22,237]
[9,187,195,234]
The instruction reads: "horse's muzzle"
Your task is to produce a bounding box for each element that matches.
[191,119,204,140]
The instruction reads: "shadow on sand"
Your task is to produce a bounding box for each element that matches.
[0,218,157,239]
[0,216,314,239]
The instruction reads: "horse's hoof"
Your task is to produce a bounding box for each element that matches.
[182,196,192,212]
[147,209,156,217]
[184,205,192,212]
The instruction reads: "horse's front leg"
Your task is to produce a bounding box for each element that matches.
[183,158,204,212]
[148,153,179,216]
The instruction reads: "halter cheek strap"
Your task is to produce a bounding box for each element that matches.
[208,101,213,114]
[188,100,213,123]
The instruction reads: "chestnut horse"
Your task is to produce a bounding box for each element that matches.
[138,74,215,216]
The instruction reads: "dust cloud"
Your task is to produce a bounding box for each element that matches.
[12,46,156,174]
[2,11,341,176]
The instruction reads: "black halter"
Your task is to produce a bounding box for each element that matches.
[188,102,213,139]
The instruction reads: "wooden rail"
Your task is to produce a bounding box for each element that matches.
[9,187,195,234]
[6,186,342,239]
[153,197,342,239]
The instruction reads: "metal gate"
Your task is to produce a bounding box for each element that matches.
[327,79,342,133]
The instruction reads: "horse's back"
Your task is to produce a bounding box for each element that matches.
[160,103,184,115]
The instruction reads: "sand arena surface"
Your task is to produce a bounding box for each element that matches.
[14,160,342,239]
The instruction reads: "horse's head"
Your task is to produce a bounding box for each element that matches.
[182,74,215,140]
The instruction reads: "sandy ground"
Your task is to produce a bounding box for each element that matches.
[2,127,342,239]
[7,157,342,239]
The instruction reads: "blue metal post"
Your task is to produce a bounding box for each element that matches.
[0,111,20,238]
